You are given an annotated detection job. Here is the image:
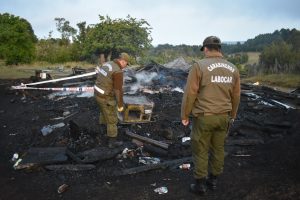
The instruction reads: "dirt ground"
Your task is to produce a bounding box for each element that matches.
[0,78,300,200]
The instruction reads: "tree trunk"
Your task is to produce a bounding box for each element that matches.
[99,54,105,66]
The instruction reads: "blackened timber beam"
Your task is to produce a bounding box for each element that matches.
[125,130,169,149]
[113,157,192,176]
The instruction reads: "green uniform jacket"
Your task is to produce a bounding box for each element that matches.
[94,60,124,107]
[181,51,241,120]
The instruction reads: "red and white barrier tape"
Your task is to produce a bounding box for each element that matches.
[11,85,94,92]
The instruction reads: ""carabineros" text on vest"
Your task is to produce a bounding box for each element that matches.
[207,63,235,72]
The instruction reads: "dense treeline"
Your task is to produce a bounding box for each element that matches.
[222,28,300,53]
[0,12,299,74]
[143,43,250,69]
[0,13,152,65]
[142,44,203,64]
[146,29,300,74]
[247,29,300,74]
[36,15,152,64]
[257,40,300,74]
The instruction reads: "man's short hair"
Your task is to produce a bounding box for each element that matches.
[119,52,130,63]
[204,44,221,51]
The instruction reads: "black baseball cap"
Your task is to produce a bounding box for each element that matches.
[200,36,221,51]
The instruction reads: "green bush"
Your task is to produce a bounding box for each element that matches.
[0,13,37,64]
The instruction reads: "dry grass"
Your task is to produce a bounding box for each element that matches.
[0,61,95,79]
[246,52,260,65]
[243,74,300,89]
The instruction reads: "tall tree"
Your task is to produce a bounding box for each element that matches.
[54,17,77,44]
[82,15,152,63]
[71,21,87,61]
[0,13,37,64]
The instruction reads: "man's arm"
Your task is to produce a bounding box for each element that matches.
[113,71,124,109]
[231,72,241,119]
[181,64,201,122]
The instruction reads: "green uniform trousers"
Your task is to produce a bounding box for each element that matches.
[95,95,118,138]
[191,114,230,179]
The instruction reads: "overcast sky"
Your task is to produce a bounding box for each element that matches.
[1,0,299,45]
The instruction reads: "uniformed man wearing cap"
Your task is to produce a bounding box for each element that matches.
[94,52,130,148]
[181,36,241,195]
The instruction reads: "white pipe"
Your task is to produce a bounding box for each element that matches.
[23,71,96,86]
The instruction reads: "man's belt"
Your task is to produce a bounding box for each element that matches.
[199,112,229,116]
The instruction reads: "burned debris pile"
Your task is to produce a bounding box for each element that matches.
[124,61,188,94]
[4,62,300,178]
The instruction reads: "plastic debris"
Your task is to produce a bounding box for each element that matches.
[11,153,19,162]
[13,159,22,169]
[51,122,65,129]
[41,122,65,136]
[41,126,53,136]
[150,183,157,187]
[57,184,69,194]
[139,157,160,165]
[154,186,168,194]
[121,148,135,158]
[63,111,71,116]
[179,163,191,170]
[181,137,191,143]
[171,87,184,93]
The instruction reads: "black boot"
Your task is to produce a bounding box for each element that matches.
[190,178,207,195]
[108,137,123,148]
[207,174,218,190]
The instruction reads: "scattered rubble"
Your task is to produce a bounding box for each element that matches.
[1,62,300,199]
[41,122,65,136]
[14,147,68,170]
[57,183,69,194]
[154,186,168,194]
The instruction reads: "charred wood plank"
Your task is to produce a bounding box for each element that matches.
[125,130,169,149]
[260,126,287,134]
[67,147,123,163]
[263,121,292,128]
[226,138,264,146]
[45,164,95,171]
[66,149,85,164]
[143,144,168,157]
[77,146,123,163]
[113,157,192,176]
[15,147,67,170]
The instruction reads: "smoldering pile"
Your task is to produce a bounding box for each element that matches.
[124,61,188,94]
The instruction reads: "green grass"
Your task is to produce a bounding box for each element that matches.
[246,52,260,65]
[242,52,300,89]
[0,61,95,79]
[243,74,300,89]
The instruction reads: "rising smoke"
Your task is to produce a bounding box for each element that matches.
[125,71,158,94]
